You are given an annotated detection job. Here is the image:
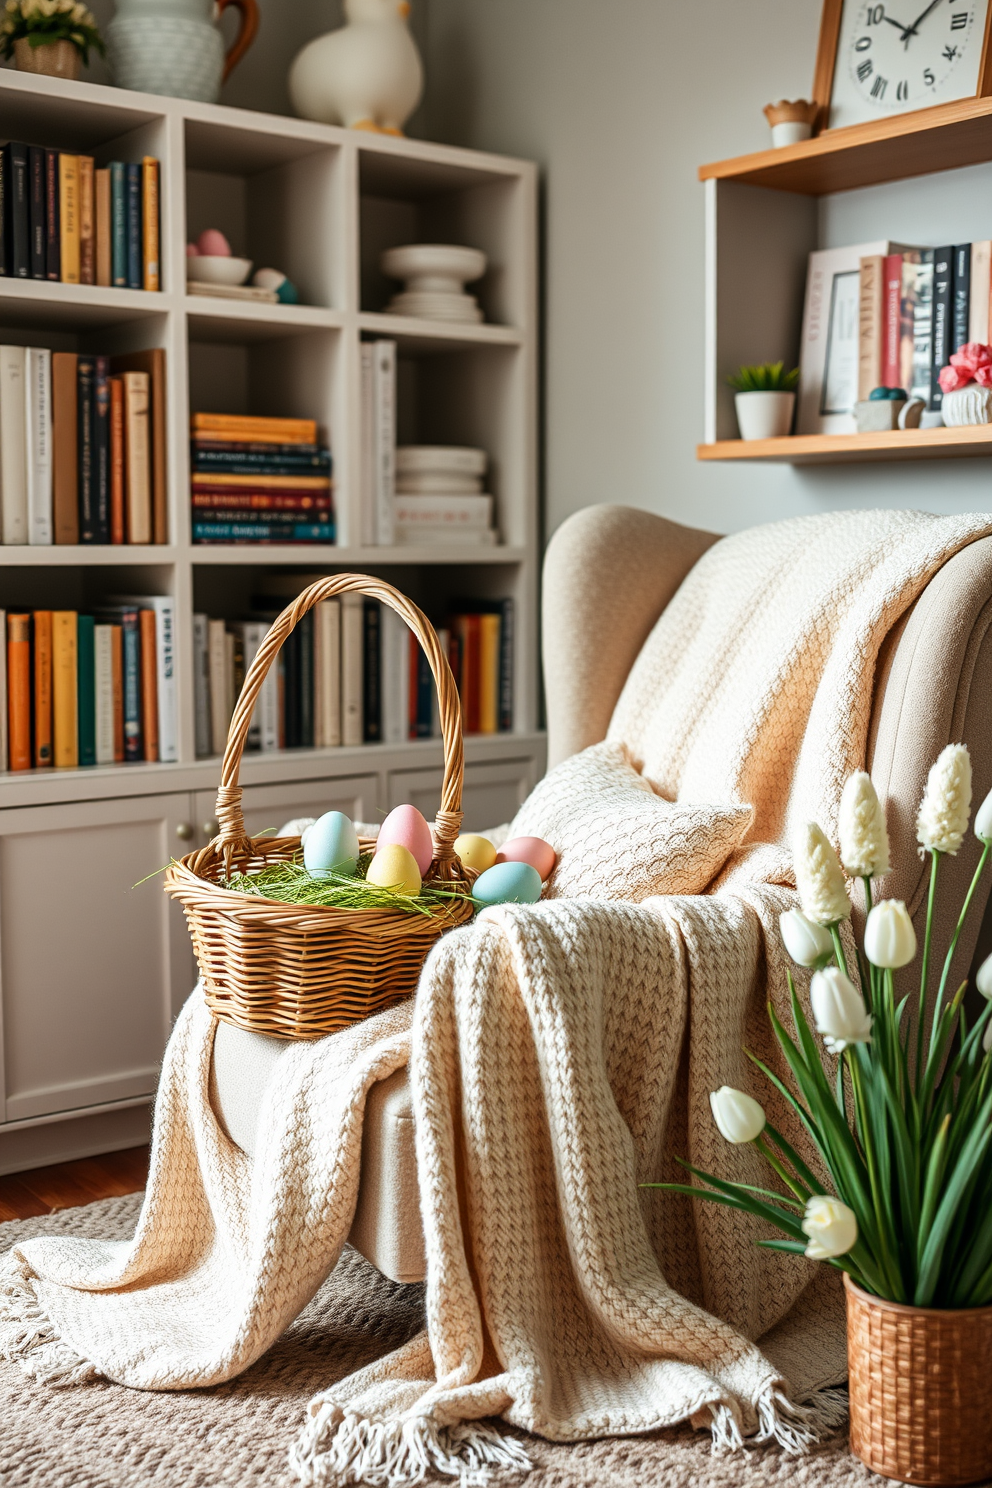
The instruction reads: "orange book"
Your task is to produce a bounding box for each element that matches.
[478,612,500,734]
[94,167,111,288]
[191,413,317,444]
[142,156,159,292]
[78,156,94,285]
[33,610,53,767]
[52,611,78,768]
[109,375,125,544]
[58,155,80,285]
[139,608,158,761]
[7,614,31,771]
[110,623,124,762]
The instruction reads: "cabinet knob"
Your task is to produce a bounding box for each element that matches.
[203,819,220,838]
[176,822,194,841]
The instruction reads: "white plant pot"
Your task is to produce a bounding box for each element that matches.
[771,121,812,147]
[940,384,992,426]
[735,390,795,441]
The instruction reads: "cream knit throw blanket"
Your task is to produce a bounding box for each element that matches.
[3,510,992,1488]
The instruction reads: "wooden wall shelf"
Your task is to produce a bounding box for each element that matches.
[698,424,992,465]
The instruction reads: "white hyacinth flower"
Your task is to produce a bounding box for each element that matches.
[802,1195,858,1260]
[977,952,992,1000]
[917,744,972,855]
[838,771,891,879]
[794,822,851,926]
[864,900,917,969]
[709,1086,766,1144]
[779,908,833,968]
[810,966,872,1054]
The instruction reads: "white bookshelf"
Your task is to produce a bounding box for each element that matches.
[0,70,543,1175]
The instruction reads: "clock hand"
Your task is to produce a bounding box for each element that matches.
[901,0,946,43]
[882,13,914,37]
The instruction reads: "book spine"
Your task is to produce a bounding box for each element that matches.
[478,612,500,734]
[972,242,992,344]
[7,613,31,770]
[360,342,375,545]
[93,356,110,543]
[52,352,79,544]
[150,350,167,544]
[858,255,884,402]
[6,144,29,279]
[0,608,7,768]
[77,613,96,767]
[28,145,45,280]
[191,449,331,473]
[224,630,235,732]
[953,244,971,354]
[930,246,954,412]
[373,340,396,544]
[235,623,262,751]
[207,619,228,756]
[25,347,52,545]
[193,612,210,758]
[191,413,318,442]
[0,150,7,277]
[94,167,110,287]
[316,599,341,748]
[44,149,59,281]
[192,471,333,490]
[125,163,142,290]
[120,610,142,761]
[298,610,314,748]
[109,375,125,543]
[340,593,363,747]
[381,608,401,745]
[498,599,514,732]
[312,604,325,748]
[142,157,159,291]
[151,597,177,762]
[123,371,151,543]
[432,629,447,738]
[191,491,333,513]
[900,250,933,403]
[77,356,96,543]
[33,609,52,767]
[191,521,333,542]
[110,623,123,762]
[94,623,115,765]
[138,608,158,761]
[408,632,419,741]
[460,614,481,733]
[258,624,280,753]
[58,154,79,284]
[78,155,94,286]
[362,599,381,742]
[52,610,78,768]
[0,345,27,544]
[883,252,904,388]
[110,162,126,288]
[282,625,301,748]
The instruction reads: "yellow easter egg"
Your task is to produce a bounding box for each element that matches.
[454,833,497,874]
[366,842,422,897]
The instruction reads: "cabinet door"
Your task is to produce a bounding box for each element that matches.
[193,775,380,846]
[387,757,539,834]
[0,792,196,1125]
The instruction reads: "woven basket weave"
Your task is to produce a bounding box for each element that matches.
[845,1273,992,1485]
[165,575,475,1041]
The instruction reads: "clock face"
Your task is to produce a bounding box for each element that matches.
[830,0,991,128]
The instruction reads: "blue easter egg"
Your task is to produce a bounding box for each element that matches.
[472,860,543,906]
[303,810,360,878]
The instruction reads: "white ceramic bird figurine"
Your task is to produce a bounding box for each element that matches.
[288,0,424,135]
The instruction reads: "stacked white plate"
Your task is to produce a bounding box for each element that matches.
[395,446,496,546]
[381,245,487,325]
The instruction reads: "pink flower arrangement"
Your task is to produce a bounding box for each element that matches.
[938,342,992,393]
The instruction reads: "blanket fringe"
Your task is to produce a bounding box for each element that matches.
[291,1403,532,1487]
[0,1251,97,1387]
[752,1385,849,1456]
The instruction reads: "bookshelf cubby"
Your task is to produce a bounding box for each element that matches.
[0,69,541,1176]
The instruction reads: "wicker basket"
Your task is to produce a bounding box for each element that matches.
[165,575,475,1040]
[845,1273,992,1485]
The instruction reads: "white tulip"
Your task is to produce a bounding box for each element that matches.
[983,1020,992,1055]
[976,788,992,842]
[810,966,872,1054]
[917,744,972,856]
[864,900,917,969]
[794,822,851,926]
[779,908,833,968]
[802,1195,858,1260]
[709,1086,766,1144]
[977,953,992,1000]
[838,771,891,879]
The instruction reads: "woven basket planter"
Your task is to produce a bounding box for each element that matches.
[845,1273,992,1485]
[165,574,475,1040]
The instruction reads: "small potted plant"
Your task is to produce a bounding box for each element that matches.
[728,361,799,441]
[938,342,992,427]
[0,0,105,81]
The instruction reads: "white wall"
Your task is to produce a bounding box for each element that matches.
[420,0,992,538]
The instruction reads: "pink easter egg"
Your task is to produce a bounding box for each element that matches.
[186,242,199,256]
[197,228,232,257]
[378,804,434,876]
[497,835,556,882]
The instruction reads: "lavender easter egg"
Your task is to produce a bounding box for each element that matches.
[378,804,433,876]
[497,835,556,883]
[304,810,360,878]
[197,228,231,257]
[472,860,542,906]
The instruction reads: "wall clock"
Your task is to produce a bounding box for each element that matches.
[813,0,992,130]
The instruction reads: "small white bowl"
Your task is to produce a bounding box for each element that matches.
[186,255,253,286]
[381,244,486,288]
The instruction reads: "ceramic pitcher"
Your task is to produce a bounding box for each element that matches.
[107,0,259,103]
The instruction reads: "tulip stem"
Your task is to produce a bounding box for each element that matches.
[830,924,850,981]
[756,1134,808,1202]
[917,850,941,1089]
[858,876,875,1008]
[930,840,990,1061]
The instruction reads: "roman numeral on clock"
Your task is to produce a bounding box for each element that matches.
[897,79,909,99]
[871,74,888,97]
[858,58,873,81]
[951,11,968,27]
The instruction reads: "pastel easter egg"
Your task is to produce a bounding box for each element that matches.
[454,833,497,874]
[303,810,360,878]
[197,228,231,257]
[186,242,199,257]
[472,860,542,907]
[366,842,422,897]
[497,835,556,883]
[378,804,433,875]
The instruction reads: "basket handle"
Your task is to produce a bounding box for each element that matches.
[213,575,464,878]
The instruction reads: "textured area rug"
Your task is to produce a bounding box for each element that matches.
[0,1196,873,1488]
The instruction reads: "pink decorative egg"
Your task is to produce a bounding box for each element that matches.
[197,228,231,257]
[377,804,434,876]
[186,242,199,257]
[497,835,556,882]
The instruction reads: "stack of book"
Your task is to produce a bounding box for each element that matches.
[447,600,513,734]
[0,598,176,772]
[0,345,166,546]
[2,145,160,290]
[395,446,496,546]
[190,413,334,544]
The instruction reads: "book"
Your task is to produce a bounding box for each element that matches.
[4,143,29,279]
[224,629,235,730]
[94,167,110,287]
[0,609,8,769]
[882,252,904,388]
[208,619,228,755]
[93,356,110,543]
[0,345,27,544]
[110,622,124,762]
[77,356,96,543]
[52,610,78,768]
[94,623,115,766]
[191,471,331,490]
[7,613,31,770]
[298,609,314,748]
[52,352,79,544]
[191,413,318,443]
[77,613,96,767]
[313,600,341,749]
[28,145,45,280]
[340,592,363,747]
[373,340,396,544]
[191,490,333,512]
[138,608,158,760]
[953,244,971,354]
[78,155,94,285]
[44,148,59,281]
[411,640,432,739]
[111,349,166,544]
[125,162,141,290]
[929,246,954,413]
[121,595,176,762]
[858,254,885,402]
[192,521,333,542]
[25,346,52,545]
[362,600,381,742]
[33,609,52,767]
[142,157,159,291]
[191,445,331,473]
[360,342,375,545]
[380,606,409,746]
[119,608,141,760]
[231,621,265,750]
[0,152,6,278]
[478,611,500,734]
[110,161,126,288]
[58,154,80,284]
[109,375,125,544]
[498,599,514,732]
[456,613,481,732]
[282,622,301,748]
[193,612,210,758]
[122,371,151,543]
[901,249,935,404]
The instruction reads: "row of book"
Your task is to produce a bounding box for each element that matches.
[798,239,992,435]
[0,345,166,546]
[2,144,160,290]
[190,413,334,545]
[0,600,176,773]
[196,595,514,757]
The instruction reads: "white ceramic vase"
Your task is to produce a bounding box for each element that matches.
[771,121,812,147]
[735,390,795,441]
[289,0,424,133]
[940,384,992,426]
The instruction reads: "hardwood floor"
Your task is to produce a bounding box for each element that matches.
[0,1145,150,1223]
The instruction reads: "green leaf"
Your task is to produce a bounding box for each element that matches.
[916,1120,992,1306]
